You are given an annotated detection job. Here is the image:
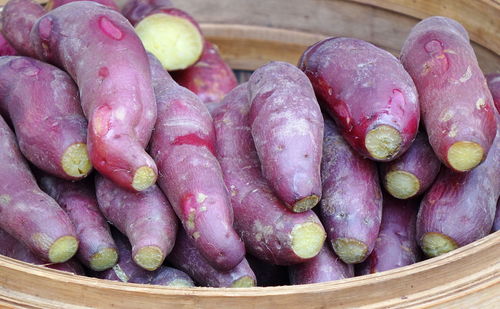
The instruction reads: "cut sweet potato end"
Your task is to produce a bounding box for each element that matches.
[365,125,402,160]
[167,279,195,287]
[293,195,320,212]
[421,232,458,258]
[385,170,420,199]
[135,14,203,71]
[447,141,483,171]
[48,236,78,263]
[61,143,92,179]
[332,238,368,264]
[132,166,157,191]
[230,276,256,288]
[133,246,164,271]
[291,222,326,259]
[89,247,118,271]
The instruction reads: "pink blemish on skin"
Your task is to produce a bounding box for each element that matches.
[172,133,215,155]
[98,16,123,40]
[92,105,112,137]
[424,40,449,74]
[388,89,405,120]
[99,67,109,78]
[38,17,53,40]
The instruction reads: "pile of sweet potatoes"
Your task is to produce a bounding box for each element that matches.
[0,0,498,289]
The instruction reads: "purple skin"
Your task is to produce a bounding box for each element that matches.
[46,0,119,11]
[493,199,500,233]
[147,53,245,271]
[121,0,173,25]
[299,37,419,162]
[0,115,77,263]
[400,17,496,172]
[0,0,44,57]
[167,229,256,288]
[417,117,500,257]
[248,61,324,212]
[380,132,441,199]
[212,83,326,265]
[150,266,195,287]
[289,245,354,285]
[28,1,158,192]
[356,195,420,275]
[320,117,383,264]
[95,174,178,271]
[0,56,89,180]
[486,73,500,113]
[0,33,17,56]
[38,175,117,271]
[246,255,289,287]
[0,228,84,275]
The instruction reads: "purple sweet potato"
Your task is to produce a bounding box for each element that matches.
[248,61,324,212]
[246,255,289,287]
[172,41,238,104]
[357,195,420,275]
[1,0,44,57]
[380,132,441,199]
[121,0,202,71]
[150,266,195,287]
[213,83,326,265]
[39,175,117,271]
[487,73,500,113]
[0,56,91,180]
[299,37,419,161]
[148,53,244,271]
[0,33,17,56]
[400,16,496,172]
[320,117,383,264]
[289,244,354,285]
[0,228,84,275]
[167,229,256,288]
[416,117,499,257]
[95,174,178,271]
[46,0,119,11]
[0,115,78,263]
[27,1,158,191]
[492,199,500,233]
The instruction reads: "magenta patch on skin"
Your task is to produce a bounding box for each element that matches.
[92,104,112,137]
[99,67,109,78]
[38,17,53,40]
[388,89,405,120]
[424,39,449,73]
[172,133,215,155]
[9,58,40,76]
[98,16,123,40]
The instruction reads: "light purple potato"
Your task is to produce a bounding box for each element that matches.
[0,56,91,180]
[417,117,499,257]
[95,174,178,271]
[0,0,44,57]
[246,255,289,287]
[299,37,419,162]
[380,132,441,199]
[357,195,420,275]
[320,117,383,264]
[0,228,84,275]
[248,61,324,212]
[147,53,244,271]
[212,83,326,265]
[289,244,354,285]
[38,174,117,271]
[26,1,158,192]
[166,229,256,288]
[0,114,78,264]
[400,16,496,172]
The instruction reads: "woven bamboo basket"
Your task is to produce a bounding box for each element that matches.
[0,0,499,308]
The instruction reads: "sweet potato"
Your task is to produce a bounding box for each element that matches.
[248,61,324,212]
[299,37,419,161]
[0,228,84,275]
[246,255,289,287]
[380,132,441,199]
[213,83,326,265]
[0,56,91,180]
[167,229,256,288]
[148,53,244,271]
[95,174,178,271]
[400,16,496,172]
[27,1,158,191]
[320,117,382,264]
[289,244,354,285]
[487,73,500,113]
[416,118,499,257]
[46,0,119,10]
[0,33,17,56]
[150,266,195,287]
[121,0,202,70]
[1,0,44,57]
[172,41,238,104]
[0,115,78,263]
[39,175,117,271]
[357,195,420,275]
